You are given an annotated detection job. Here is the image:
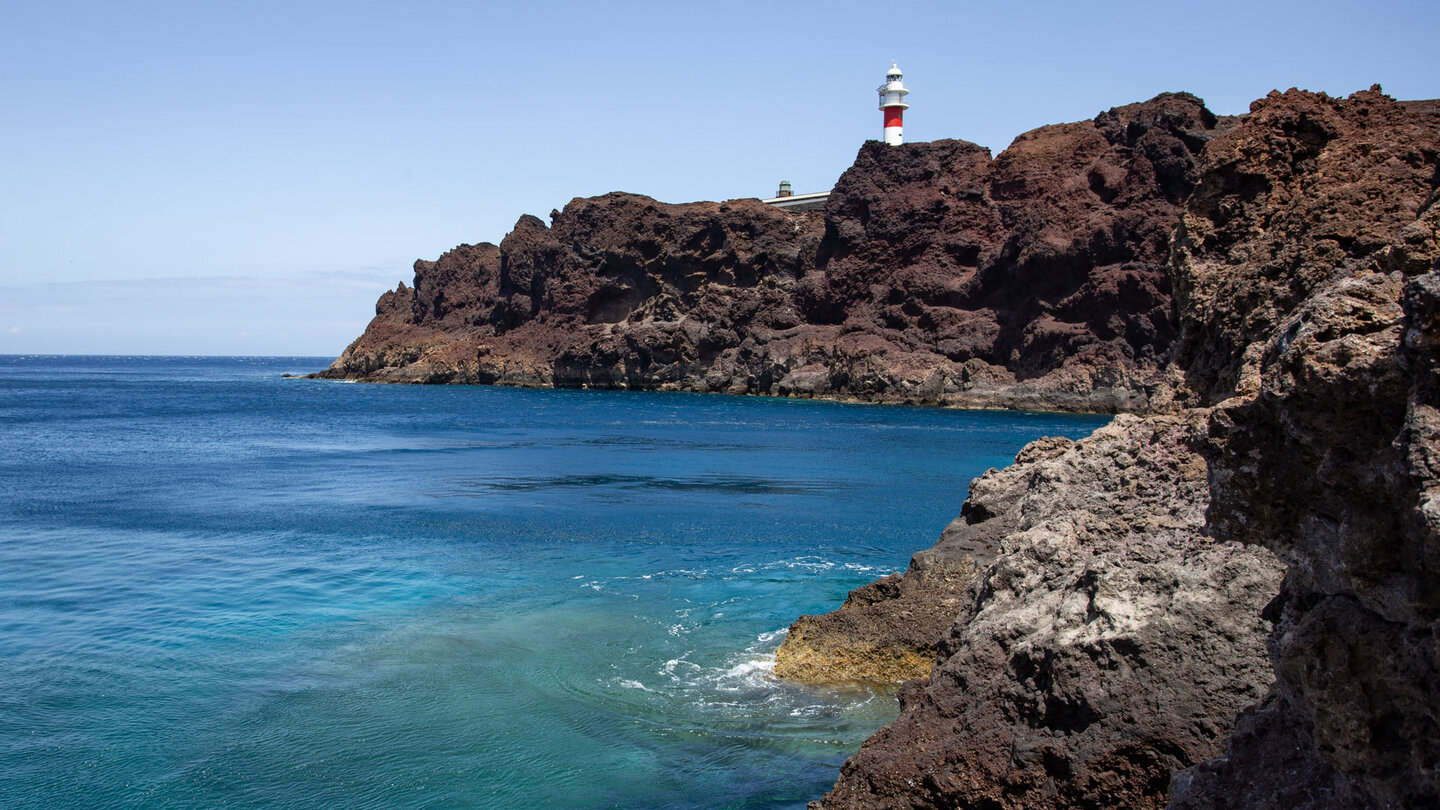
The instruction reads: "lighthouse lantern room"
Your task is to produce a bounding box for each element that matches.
[877,63,910,145]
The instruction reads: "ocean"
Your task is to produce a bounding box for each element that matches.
[0,355,1108,809]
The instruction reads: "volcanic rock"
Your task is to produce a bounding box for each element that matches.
[317,93,1226,412]
[774,435,1073,683]
[1165,86,1440,809]
[799,87,1440,810]
[318,195,824,388]
[808,415,1285,810]
[775,554,981,684]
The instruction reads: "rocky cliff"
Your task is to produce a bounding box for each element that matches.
[318,85,1440,808]
[792,88,1440,809]
[316,93,1226,413]
[1165,88,1440,810]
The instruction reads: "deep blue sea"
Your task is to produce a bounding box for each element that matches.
[0,356,1108,809]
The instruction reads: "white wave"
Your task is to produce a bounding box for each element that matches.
[661,654,699,679]
[717,656,776,681]
[723,557,894,576]
[703,629,791,692]
[754,628,787,647]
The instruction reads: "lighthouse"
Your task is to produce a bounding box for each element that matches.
[877,62,909,145]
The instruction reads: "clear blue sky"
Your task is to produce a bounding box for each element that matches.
[3,0,1436,357]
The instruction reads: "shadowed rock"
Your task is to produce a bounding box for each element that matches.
[1165,86,1440,810]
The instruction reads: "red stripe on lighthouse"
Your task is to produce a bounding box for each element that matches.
[884,108,903,129]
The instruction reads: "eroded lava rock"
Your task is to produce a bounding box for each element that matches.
[316,93,1226,413]
[1165,87,1440,810]
[811,415,1284,810]
[799,87,1440,810]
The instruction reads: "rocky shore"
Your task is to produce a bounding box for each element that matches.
[315,92,1228,413]
[790,88,1440,809]
[806,414,1285,808]
[320,87,1440,807]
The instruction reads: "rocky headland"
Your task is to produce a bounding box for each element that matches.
[316,92,1228,413]
[319,87,1440,807]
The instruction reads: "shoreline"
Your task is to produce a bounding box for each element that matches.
[300,372,1149,417]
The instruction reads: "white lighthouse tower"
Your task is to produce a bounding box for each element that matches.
[877,62,910,145]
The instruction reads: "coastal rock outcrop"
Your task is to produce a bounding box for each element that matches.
[316,195,825,388]
[798,93,1224,411]
[774,551,980,684]
[317,94,1226,413]
[799,87,1440,809]
[775,435,1074,684]
[808,416,1285,809]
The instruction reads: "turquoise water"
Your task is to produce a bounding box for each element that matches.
[0,356,1108,809]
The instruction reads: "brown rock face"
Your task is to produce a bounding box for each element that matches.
[1165,88,1440,809]
[319,195,824,388]
[317,94,1225,412]
[801,93,1222,408]
[799,88,1440,810]
[1172,87,1439,404]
